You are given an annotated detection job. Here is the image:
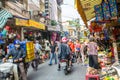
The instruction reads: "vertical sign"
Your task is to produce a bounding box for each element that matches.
[45,0,49,16]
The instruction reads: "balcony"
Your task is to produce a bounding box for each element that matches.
[5,1,30,19]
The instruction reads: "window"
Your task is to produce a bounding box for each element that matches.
[9,0,23,4]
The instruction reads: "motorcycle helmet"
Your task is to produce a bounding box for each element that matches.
[62,37,68,43]
[14,40,21,48]
[14,40,20,45]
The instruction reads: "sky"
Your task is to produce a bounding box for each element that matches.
[61,0,84,25]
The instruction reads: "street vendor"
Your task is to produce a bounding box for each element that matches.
[87,37,99,69]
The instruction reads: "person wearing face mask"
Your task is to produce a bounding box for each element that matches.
[3,40,27,80]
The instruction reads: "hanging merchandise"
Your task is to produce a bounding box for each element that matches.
[117,2,120,18]
[0,33,3,38]
[108,0,118,20]
[104,29,109,40]
[1,29,7,36]
[89,22,96,33]
[1,26,10,37]
[0,39,5,44]
[102,0,111,20]
[94,4,103,21]
[51,32,57,41]
[89,22,102,32]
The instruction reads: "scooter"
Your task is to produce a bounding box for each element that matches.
[60,59,72,75]
[0,59,14,80]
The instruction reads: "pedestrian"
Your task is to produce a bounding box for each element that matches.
[87,38,99,69]
[80,40,88,65]
[68,39,75,54]
[44,39,50,59]
[68,39,76,63]
[75,39,81,63]
[32,40,42,70]
[49,40,57,65]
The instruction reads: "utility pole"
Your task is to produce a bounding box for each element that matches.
[75,18,81,40]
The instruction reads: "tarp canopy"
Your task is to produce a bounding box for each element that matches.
[0,9,13,28]
[75,0,102,27]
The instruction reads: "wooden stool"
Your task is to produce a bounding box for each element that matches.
[86,74,99,80]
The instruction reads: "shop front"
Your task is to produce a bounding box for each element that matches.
[15,18,46,41]
[47,25,61,41]
[23,20,45,41]
[75,0,120,80]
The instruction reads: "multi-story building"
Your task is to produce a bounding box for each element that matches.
[57,0,63,31]
[0,0,45,40]
[46,0,63,31]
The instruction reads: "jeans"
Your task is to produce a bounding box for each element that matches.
[89,55,98,69]
[49,53,57,64]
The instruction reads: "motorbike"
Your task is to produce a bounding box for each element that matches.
[0,59,14,80]
[0,59,28,80]
[60,59,72,75]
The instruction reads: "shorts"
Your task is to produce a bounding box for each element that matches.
[76,51,82,58]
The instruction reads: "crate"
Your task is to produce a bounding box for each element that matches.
[86,74,99,80]
[26,53,35,58]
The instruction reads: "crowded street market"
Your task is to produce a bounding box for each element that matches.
[0,0,120,80]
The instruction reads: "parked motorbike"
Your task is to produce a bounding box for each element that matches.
[60,59,72,75]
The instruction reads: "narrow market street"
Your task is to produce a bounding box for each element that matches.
[27,61,87,80]
[0,0,120,80]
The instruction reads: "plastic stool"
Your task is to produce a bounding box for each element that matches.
[86,74,99,80]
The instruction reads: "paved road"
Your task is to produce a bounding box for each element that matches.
[27,61,87,80]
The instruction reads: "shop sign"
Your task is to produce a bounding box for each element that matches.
[15,18,29,26]
[29,20,45,30]
[94,5,103,21]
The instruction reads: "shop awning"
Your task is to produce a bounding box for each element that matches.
[75,0,102,27]
[0,9,13,28]
[29,20,45,30]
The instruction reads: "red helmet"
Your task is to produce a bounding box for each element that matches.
[62,37,68,43]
